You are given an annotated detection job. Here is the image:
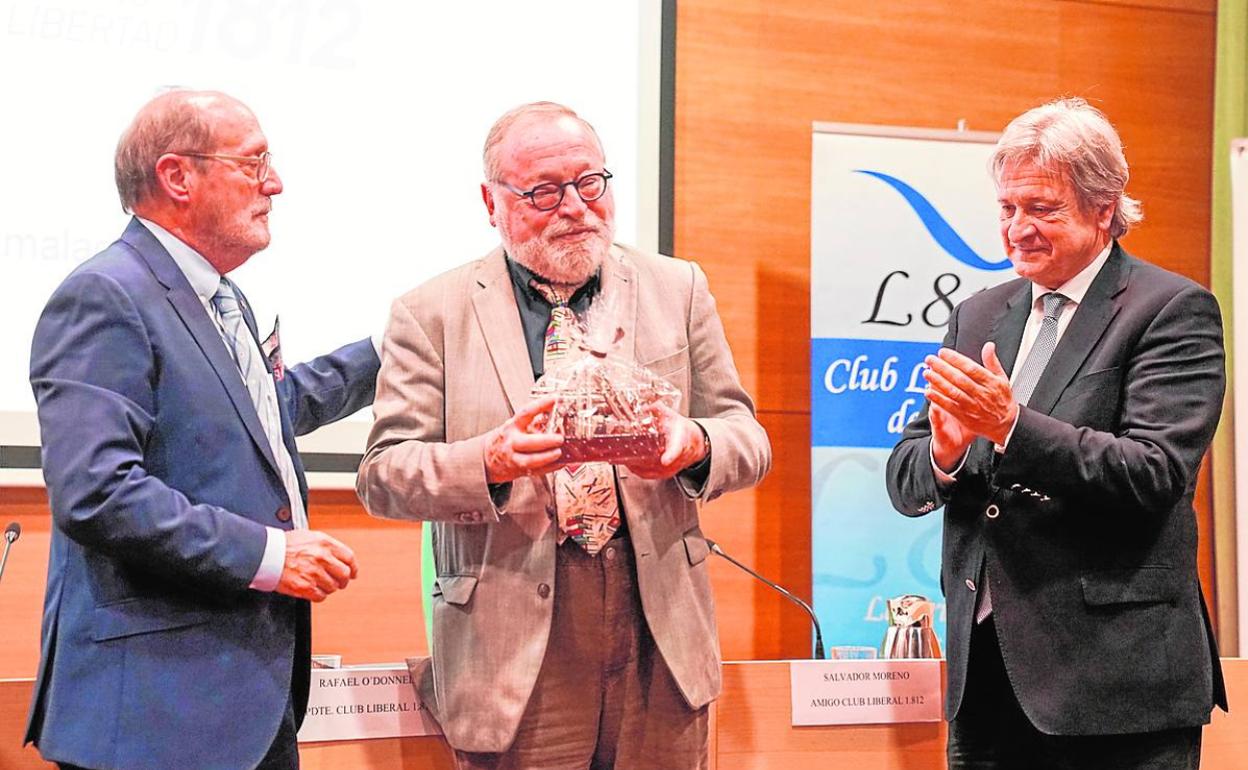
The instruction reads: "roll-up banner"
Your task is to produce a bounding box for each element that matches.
[1231,138,1248,654]
[810,123,1011,651]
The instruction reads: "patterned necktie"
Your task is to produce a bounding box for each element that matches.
[212,279,307,529]
[530,279,620,555]
[977,291,1070,624]
[1011,292,1070,407]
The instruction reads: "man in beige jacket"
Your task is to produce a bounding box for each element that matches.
[356,102,770,769]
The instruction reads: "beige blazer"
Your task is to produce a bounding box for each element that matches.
[357,245,771,752]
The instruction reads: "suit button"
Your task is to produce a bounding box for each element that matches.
[965,579,977,592]
[537,583,551,599]
[605,546,617,560]
[985,504,1000,519]
[275,506,292,523]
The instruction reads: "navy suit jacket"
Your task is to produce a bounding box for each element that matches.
[24,218,380,770]
[886,244,1226,735]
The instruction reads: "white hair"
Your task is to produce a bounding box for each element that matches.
[991,97,1142,238]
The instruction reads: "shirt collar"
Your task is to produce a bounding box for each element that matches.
[1029,241,1113,309]
[136,217,222,304]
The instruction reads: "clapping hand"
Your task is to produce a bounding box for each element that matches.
[923,341,1018,450]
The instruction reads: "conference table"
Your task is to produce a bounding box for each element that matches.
[4,660,1248,769]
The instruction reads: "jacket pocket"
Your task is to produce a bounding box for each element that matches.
[433,575,480,606]
[683,526,711,566]
[641,346,689,378]
[91,598,214,642]
[1081,566,1180,606]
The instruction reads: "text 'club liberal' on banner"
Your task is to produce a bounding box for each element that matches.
[810,124,1012,651]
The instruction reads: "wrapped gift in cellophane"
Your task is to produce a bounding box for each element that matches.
[531,298,679,465]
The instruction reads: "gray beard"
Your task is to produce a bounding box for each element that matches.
[196,205,268,268]
[505,232,611,286]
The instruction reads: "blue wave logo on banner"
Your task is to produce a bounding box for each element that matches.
[854,170,1012,271]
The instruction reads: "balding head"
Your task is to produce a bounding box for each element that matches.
[114,89,281,274]
[114,90,252,213]
[482,101,605,183]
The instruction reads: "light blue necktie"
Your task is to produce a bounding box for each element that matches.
[212,279,307,529]
[977,291,1069,624]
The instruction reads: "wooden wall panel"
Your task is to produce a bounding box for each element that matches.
[1056,1,1215,281]
[674,0,1219,653]
[708,411,812,661]
[676,0,1214,413]
[0,488,431,679]
[305,491,427,665]
[0,488,53,679]
[0,471,800,678]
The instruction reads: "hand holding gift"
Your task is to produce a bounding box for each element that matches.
[530,296,681,466]
[484,395,566,483]
[623,402,709,479]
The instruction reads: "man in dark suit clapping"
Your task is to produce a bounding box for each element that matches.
[886,97,1226,769]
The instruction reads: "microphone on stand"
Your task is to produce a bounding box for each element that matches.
[706,538,825,660]
[0,522,20,587]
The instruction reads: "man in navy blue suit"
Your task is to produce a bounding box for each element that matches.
[24,89,380,770]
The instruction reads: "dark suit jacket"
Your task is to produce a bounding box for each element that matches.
[24,218,379,770]
[886,244,1226,735]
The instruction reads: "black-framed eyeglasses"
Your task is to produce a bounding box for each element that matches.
[496,170,612,212]
[172,150,273,183]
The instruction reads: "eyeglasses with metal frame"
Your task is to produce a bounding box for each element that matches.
[496,170,613,212]
[172,150,273,183]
